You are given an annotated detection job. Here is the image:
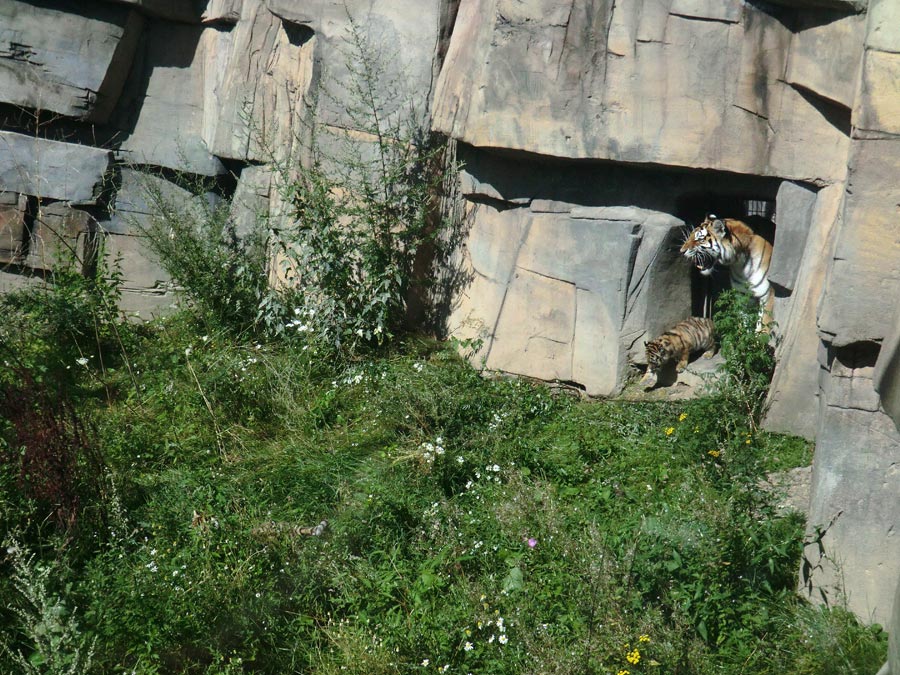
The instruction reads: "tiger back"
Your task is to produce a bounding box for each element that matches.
[640,317,716,389]
[679,215,774,327]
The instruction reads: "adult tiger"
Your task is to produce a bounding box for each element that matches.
[679,214,774,329]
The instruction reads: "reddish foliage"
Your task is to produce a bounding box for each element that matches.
[1,371,103,530]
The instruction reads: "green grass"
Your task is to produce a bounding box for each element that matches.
[0,305,887,675]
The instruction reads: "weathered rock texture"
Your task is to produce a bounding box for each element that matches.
[0,0,898,632]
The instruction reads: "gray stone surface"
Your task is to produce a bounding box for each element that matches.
[764,184,843,440]
[0,132,112,203]
[449,200,689,396]
[818,139,900,347]
[117,21,225,175]
[769,181,817,292]
[874,309,900,428]
[229,165,272,240]
[0,1,142,123]
[25,202,95,271]
[201,1,314,164]
[0,193,27,263]
[803,345,900,627]
[785,12,865,109]
[432,0,851,183]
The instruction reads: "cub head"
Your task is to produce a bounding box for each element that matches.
[645,341,664,372]
[680,214,730,277]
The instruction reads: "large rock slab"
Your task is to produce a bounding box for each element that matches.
[818,139,900,346]
[432,0,850,183]
[0,193,27,263]
[0,1,142,123]
[117,21,224,175]
[764,184,843,439]
[803,343,900,627]
[265,0,442,133]
[25,202,95,272]
[447,199,689,395]
[0,132,112,203]
[768,180,817,292]
[785,12,865,110]
[201,1,315,164]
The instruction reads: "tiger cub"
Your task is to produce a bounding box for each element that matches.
[640,317,716,389]
[679,214,774,328]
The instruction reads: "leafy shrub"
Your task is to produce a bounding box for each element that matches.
[137,177,277,337]
[270,15,450,351]
[713,288,776,426]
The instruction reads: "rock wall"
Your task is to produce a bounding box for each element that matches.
[1,0,898,630]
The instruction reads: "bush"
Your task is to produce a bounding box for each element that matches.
[713,288,776,427]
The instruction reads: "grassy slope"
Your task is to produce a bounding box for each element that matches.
[0,314,888,674]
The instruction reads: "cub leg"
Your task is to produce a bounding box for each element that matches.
[675,350,690,373]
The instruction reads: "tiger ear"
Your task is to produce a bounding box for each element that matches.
[711,218,728,237]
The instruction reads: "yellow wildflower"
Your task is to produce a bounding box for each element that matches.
[665,427,675,436]
[708,449,721,458]
[626,648,641,664]
[678,412,687,422]
[638,634,650,643]
[617,671,630,675]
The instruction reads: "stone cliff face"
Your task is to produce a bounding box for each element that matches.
[0,0,898,629]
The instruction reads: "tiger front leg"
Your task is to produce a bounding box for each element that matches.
[675,350,690,373]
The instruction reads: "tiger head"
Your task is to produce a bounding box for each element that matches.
[644,340,667,373]
[680,214,731,277]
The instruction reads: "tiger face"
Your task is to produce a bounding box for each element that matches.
[679,215,732,277]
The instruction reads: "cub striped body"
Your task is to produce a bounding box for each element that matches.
[679,215,774,327]
[641,317,716,389]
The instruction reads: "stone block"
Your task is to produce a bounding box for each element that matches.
[101,229,171,291]
[516,211,638,294]
[804,349,900,627]
[262,0,442,147]
[202,1,314,164]
[0,193,27,263]
[486,267,576,382]
[865,0,900,54]
[0,1,142,123]
[818,139,900,346]
[202,0,243,24]
[25,203,95,271]
[764,184,842,439]
[0,268,40,294]
[669,0,742,23]
[0,132,112,203]
[786,12,865,109]
[433,1,848,184]
[572,288,620,396]
[446,196,691,394]
[466,203,529,283]
[769,181,817,291]
[765,83,851,185]
[855,50,900,136]
[117,22,225,175]
[874,308,900,428]
[230,165,272,240]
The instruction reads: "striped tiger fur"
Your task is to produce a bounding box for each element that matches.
[679,215,774,328]
[640,317,716,389]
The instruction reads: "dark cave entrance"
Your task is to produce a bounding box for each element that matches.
[676,193,777,319]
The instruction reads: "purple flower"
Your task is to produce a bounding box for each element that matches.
[527,537,537,549]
